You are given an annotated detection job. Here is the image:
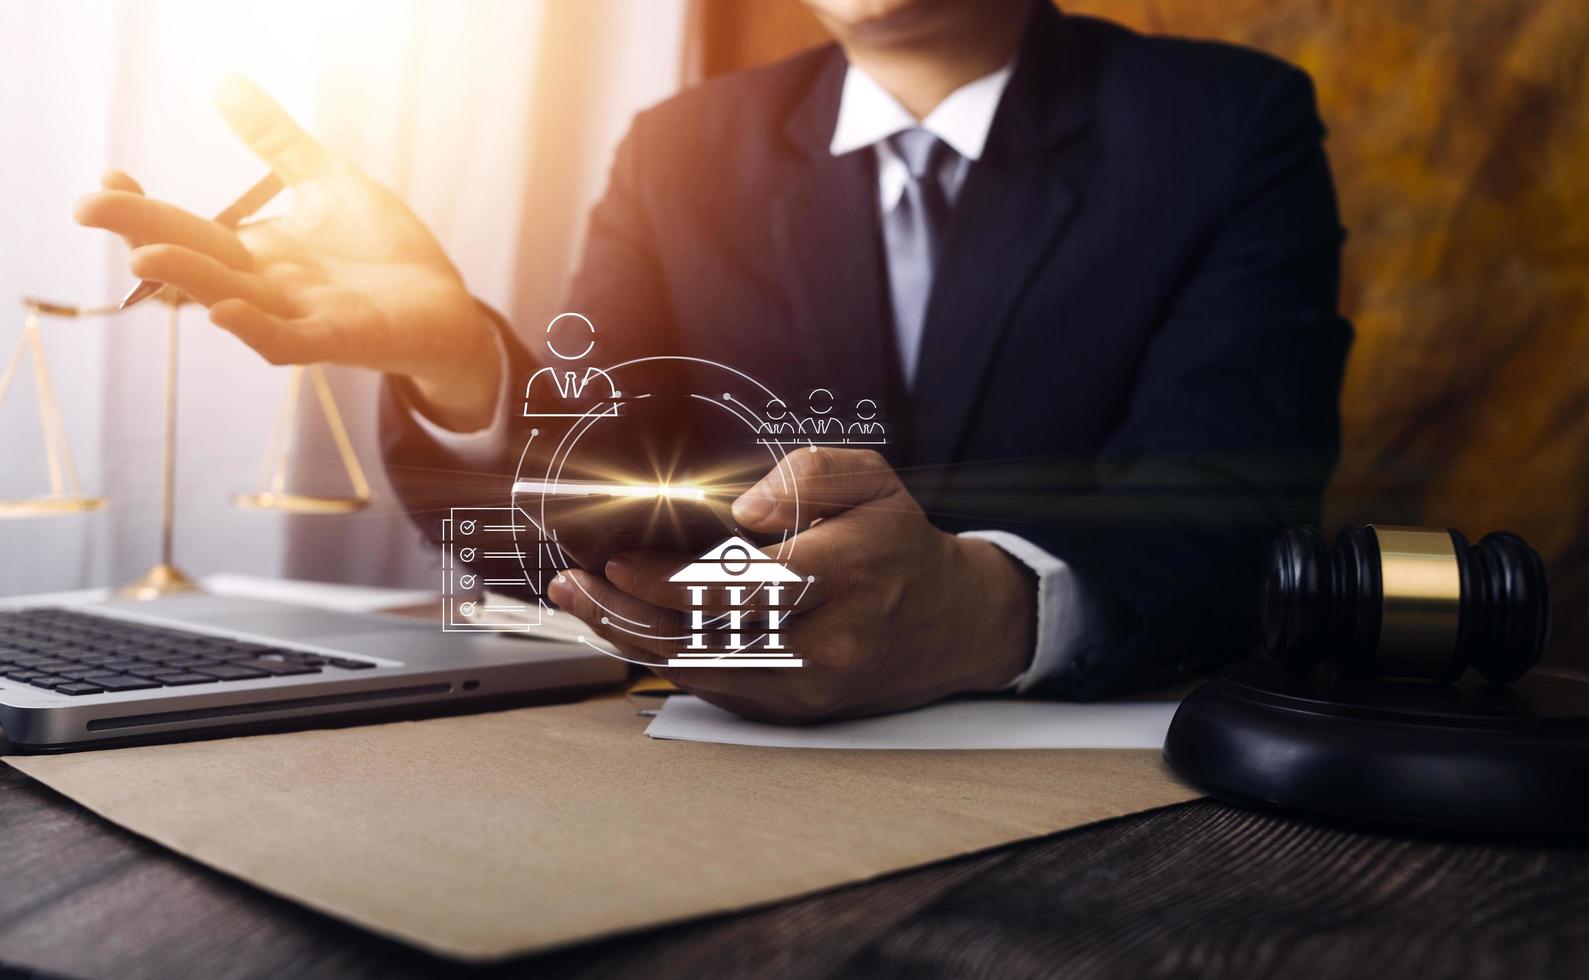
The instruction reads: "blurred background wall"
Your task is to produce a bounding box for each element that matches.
[4,0,1584,668]
[690,0,1589,668]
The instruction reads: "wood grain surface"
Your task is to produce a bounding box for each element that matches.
[1,763,1585,979]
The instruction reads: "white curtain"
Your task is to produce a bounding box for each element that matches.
[0,0,688,596]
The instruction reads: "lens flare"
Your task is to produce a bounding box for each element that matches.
[511,480,708,501]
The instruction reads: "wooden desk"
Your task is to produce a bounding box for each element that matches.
[1,765,1585,979]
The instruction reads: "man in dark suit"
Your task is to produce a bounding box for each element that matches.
[75,0,1348,721]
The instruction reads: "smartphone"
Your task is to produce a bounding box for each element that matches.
[513,479,740,570]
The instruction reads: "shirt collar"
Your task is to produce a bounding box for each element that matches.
[828,60,1016,161]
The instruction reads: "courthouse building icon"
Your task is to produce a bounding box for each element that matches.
[666,537,803,667]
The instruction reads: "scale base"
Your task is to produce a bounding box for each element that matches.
[1164,661,1589,836]
[117,562,203,601]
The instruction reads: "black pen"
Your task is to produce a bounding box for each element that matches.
[117,172,285,311]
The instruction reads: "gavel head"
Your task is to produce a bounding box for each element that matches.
[1262,525,1551,684]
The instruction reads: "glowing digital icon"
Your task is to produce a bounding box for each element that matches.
[666,537,804,667]
[753,390,890,448]
[797,387,846,444]
[757,397,797,438]
[522,312,621,417]
[497,350,818,662]
[846,398,888,445]
[440,506,547,631]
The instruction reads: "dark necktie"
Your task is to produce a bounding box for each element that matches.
[882,128,955,387]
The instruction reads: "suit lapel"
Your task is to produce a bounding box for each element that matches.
[908,4,1096,468]
[770,153,894,404]
[770,50,904,459]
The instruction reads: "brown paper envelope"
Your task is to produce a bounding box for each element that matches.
[4,695,1199,962]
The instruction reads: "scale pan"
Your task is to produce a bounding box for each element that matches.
[0,496,107,519]
[232,492,368,515]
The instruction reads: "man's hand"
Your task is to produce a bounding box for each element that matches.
[546,448,1036,723]
[73,75,499,431]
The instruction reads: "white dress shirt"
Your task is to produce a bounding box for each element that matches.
[829,58,1012,209]
[413,60,1108,694]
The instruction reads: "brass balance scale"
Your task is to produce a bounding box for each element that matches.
[1,290,371,599]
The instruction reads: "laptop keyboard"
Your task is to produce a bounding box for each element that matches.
[0,608,379,696]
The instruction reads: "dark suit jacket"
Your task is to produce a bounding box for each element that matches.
[384,2,1350,698]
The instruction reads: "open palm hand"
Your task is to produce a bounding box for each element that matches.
[74,75,499,430]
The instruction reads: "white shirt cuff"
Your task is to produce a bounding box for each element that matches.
[405,326,512,470]
[959,529,1103,694]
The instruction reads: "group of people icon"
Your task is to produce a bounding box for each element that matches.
[521,315,888,448]
[757,388,888,446]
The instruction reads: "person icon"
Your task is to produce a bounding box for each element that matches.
[846,398,888,445]
[798,387,844,443]
[757,397,797,442]
[522,312,620,418]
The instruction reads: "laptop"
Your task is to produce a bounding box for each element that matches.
[0,593,628,752]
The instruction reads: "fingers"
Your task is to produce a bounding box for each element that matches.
[86,172,146,251]
[208,300,350,366]
[600,546,807,606]
[129,244,289,316]
[649,660,809,710]
[605,549,822,614]
[74,191,255,270]
[649,624,868,722]
[657,685,822,726]
[547,570,688,662]
[732,447,903,532]
[215,73,342,184]
[558,560,831,715]
[600,552,693,612]
[100,169,144,195]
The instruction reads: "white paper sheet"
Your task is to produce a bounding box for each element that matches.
[645,695,1179,750]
